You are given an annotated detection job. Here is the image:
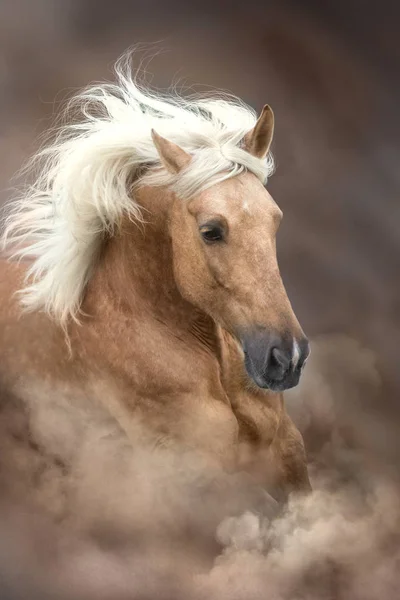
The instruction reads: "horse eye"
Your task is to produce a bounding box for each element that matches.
[199,223,225,243]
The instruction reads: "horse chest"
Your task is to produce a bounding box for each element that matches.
[78,331,238,469]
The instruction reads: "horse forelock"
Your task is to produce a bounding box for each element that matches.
[1,51,275,326]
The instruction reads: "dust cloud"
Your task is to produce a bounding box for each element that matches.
[0,335,399,600]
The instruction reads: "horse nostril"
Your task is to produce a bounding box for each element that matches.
[241,331,306,390]
[270,347,291,376]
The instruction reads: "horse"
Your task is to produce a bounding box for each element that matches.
[0,56,311,523]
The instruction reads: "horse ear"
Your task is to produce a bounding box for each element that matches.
[243,105,275,159]
[151,129,191,174]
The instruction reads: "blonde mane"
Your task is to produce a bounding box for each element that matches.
[1,53,274,326]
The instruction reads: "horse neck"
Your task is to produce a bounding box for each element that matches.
[82,186,218,348]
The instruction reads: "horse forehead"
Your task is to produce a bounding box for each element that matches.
[224,171,266,201]
[199,173,275,217]
[230,181,278,223]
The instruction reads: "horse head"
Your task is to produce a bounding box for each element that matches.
[152,107,309,392]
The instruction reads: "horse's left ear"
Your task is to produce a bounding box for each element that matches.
[151,129,192,174]
[243,105,275,159]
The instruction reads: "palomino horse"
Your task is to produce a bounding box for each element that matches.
[0,58,310,517]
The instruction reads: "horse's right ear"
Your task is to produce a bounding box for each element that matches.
[151,129,191,174]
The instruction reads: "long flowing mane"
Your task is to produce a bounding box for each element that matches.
[1,53,274,326]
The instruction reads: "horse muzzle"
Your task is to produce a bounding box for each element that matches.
[241,329,310,392]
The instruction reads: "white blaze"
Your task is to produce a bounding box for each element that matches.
[292,340,301,368]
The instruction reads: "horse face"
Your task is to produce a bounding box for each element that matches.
[169,172,309,392]
[152,107,309,392]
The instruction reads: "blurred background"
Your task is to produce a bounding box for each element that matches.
[1,0,398,406]
[0,1,399,597]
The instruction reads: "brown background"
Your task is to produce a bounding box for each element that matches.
[0,1,399,422]
[0,2,399,598]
